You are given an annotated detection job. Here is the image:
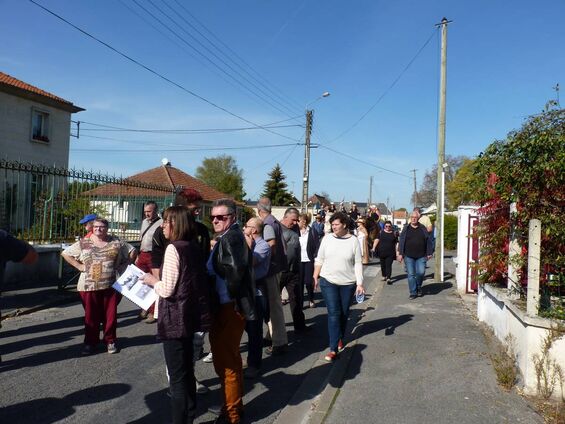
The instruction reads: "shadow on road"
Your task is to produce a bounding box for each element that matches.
[0,383,131,423]
[422,282,453,296]
[0,316,153,371]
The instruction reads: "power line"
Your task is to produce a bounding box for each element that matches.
[73,115,303,135]
[323,29,437,146]
[129,0,298,118]
[117,0,278,104]
[319,145,411,178]
[72,142,300,153]
[79,123,302,134]
[168,0,304,114]
[159,0,301,117]
[29,0,299,142]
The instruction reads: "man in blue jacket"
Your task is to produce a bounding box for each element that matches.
[397,211,433,299]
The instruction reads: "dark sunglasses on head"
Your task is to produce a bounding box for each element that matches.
[211,214,232,221]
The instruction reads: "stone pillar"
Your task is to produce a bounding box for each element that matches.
[526,219,541,316]
[507,202,521,299]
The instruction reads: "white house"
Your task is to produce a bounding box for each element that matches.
[0,72,84,232]
[0,71,84,167]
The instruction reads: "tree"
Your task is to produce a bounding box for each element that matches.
[470,108,565,317]
[261,164,294,206]
[411,155,469,209]
[195,155,245,201]
[446,158,477,207]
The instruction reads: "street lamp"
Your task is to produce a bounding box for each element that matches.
[302,91,330,213]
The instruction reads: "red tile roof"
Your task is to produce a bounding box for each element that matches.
[393,210,408,219]
[0,71,84,113]
[85,165,232,202]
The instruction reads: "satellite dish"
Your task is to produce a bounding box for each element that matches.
[161,158,170,166]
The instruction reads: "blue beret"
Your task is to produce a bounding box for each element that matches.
[79,213,97,224]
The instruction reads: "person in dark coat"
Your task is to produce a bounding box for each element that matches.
[142,206,210,424]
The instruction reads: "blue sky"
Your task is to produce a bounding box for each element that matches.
[2,0,564,209]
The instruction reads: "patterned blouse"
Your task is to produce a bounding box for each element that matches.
[63,236,134,291]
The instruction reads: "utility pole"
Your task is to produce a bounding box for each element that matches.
[411,169,418,208]
[435,17,451,283]
[368,176,373,206]
[301,109,313,213]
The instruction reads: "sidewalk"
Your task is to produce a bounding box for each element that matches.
[309,257,543,424]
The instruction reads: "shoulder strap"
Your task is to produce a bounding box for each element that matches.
[141,219,159,240]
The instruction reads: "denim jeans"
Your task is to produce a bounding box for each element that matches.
[162,337,196,424]
[319,278,356,352]
[245,291,266,369]
[404,256,427,295]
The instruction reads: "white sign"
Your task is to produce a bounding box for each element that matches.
[113,264,157,311]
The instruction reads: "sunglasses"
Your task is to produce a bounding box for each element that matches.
[211,214,232,221]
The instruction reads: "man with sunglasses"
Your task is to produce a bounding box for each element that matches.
[207,198,255,424]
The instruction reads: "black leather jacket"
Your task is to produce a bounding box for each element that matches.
[212,223,256,320]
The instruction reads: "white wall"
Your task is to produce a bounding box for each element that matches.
[0,92,72,167]
[455,205,479,294]
[478,284,565,399]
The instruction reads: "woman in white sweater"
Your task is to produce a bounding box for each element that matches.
[313,212,365,362]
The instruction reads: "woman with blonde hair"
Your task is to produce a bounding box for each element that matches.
[355,218,370,265]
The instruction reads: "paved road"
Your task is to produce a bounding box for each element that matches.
[0,266,379,424]
[1,257,543,423]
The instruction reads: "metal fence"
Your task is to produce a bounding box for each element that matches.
[0,159,175,243]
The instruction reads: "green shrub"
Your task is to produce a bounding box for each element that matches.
[444,214,458,250]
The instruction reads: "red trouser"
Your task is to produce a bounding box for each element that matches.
[79,288,121,346]
[210,302,245,424]
[136,251,155,314]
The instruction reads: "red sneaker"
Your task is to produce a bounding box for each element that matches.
[324,351,337,362]
[337,339,345,353]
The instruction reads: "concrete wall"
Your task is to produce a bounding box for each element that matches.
[0,91,72,167]
[455,205,479,294]
[478,284,565,399]
[3,244,62,287]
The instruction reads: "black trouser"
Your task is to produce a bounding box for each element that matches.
[280,271,306,331]
[163,337,196,424]
[380,255,395,279]
[245,290,266,369]
[300,261,315,303]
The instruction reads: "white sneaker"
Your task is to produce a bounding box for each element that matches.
[202,352,213,363]
[196,379,208,394]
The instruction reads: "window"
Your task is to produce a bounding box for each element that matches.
[31,108,50,142]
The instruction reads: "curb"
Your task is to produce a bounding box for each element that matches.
[273,269,385,424]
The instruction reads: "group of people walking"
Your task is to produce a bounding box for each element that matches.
[58,192,434,424]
